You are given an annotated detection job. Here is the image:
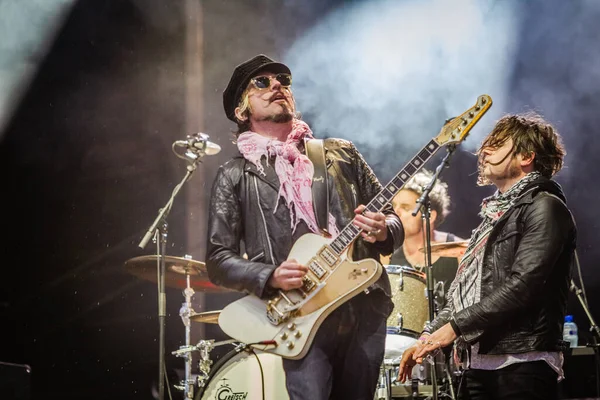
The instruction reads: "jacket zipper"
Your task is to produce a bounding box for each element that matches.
[253,175,276,263]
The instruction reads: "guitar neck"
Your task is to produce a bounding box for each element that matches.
[329,138,441,255]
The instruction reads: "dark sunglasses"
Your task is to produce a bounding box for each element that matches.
[250,73,292,89]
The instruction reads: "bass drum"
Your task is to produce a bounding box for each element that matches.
[195,347,289,400]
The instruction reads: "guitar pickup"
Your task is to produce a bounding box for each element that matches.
[318,247,338,267]
[308,260,327,279]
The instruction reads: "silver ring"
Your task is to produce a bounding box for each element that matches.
[368,228,381,236]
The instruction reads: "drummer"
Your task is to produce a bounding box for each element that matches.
[384,169,463,307]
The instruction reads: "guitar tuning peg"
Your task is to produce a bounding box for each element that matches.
[444,116,456,125]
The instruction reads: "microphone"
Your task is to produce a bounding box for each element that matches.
[174,133,221,155]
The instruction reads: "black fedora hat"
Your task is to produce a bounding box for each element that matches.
[223,54,291,122]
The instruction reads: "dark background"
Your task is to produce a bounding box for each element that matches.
[1,1,599,399]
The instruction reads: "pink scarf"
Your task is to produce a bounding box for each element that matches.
[237,119,338,236]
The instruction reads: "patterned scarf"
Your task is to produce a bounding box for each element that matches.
[237,119,338,235]
[455,171,542,277]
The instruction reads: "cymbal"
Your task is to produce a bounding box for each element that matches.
[124,255,228,293]
[419,241,469,258]
[190,310,221,324]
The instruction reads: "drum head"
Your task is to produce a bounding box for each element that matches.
[384,334,418,362]
[196,348,289,400]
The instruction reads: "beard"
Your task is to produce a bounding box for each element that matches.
[268,112,294,123]
[478,160,520,186]
[260,103,294,123]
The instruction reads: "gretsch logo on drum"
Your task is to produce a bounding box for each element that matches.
[215,380,248,400]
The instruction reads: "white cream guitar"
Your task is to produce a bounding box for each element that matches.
[219,95,493,359]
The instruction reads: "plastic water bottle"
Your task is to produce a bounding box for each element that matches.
[563,315,578,347]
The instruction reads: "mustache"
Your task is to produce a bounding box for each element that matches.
[269,91,288,103]
[480,152,513,167]
[479,143,516,167]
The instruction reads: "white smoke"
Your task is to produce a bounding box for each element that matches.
[283,0,519,176]
[0,0,75,139]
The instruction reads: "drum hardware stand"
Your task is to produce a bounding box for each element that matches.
[412,143,458,400]
[376,364,394,400]
[172,339,238,389]
[138,134,216,400]
[172,338,212,394]
[175,266,198,399]
[444,366,457,400]
[195,340,215,388]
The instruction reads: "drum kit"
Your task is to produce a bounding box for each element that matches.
[123,241,468,400]
[374,241,468,400]
[124,254,290,400]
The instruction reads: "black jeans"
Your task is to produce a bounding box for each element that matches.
[282,292,389,400]
[457,360,558,400]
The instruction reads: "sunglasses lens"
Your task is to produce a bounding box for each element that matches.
[251,74,292,89]
[253,76,271,89]
[276,73,292,87]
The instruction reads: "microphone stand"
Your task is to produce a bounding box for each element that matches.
[411,144,457,400]
[138,143,208,400]
[570,269,600,397]
[570,281,600,342]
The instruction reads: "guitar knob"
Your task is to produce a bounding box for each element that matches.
[287,323,296,330]
[469,111,474,117]
[280,332,288,340]
[287,341,295,349]
[294,330,302,338]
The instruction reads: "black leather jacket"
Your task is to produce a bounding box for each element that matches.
[426,177,576,354]
[206,138,403,309]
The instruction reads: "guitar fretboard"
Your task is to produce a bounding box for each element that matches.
[329,139,441,255]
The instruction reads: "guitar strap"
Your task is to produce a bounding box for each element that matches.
[305,138,331,236]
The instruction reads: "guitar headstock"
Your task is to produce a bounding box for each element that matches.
[434,94,492,146]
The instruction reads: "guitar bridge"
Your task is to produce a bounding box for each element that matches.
[265,281,327,326]
[301,276,316,293]
[266,296,290,325]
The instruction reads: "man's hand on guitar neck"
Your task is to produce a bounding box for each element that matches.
[268,259,309,290]
[353,205,388,243]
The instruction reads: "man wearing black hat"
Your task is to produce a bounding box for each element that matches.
[206,54,404,399]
